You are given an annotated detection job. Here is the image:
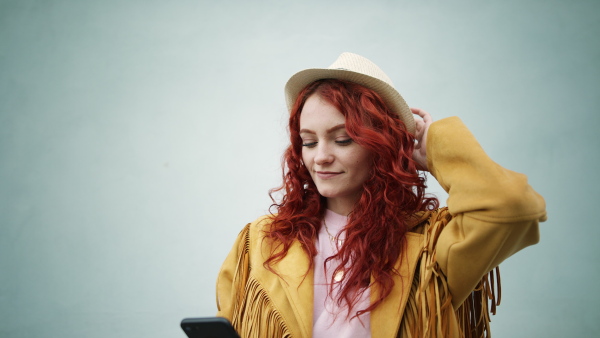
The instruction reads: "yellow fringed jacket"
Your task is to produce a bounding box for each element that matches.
[216,117,547,338]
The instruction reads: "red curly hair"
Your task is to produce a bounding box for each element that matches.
[265,79,438,317]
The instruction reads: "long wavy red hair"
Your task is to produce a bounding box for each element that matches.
[265,79,438,317]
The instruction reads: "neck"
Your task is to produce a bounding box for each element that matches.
[325,196,358,216]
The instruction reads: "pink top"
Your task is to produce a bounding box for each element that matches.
[313,209,371,338]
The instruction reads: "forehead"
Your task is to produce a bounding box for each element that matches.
[299,95,345,129]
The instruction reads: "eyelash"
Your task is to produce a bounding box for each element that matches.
[336,139,353,146]
[301,139,353,148]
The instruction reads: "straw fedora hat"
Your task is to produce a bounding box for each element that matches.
[284,52,415,134]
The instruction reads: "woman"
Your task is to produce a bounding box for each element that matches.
[216,53,547,338]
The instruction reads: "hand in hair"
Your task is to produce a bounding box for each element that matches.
[411,107,432,171]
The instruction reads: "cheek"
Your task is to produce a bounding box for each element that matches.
[301,151,310,168]
[354,152,374,178]
[350,149,373,167]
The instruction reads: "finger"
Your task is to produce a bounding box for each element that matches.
[422,111,432,124]
[410,107,424,118]
[413,115,423,126]
[411,107,433,124]
[413,118,424,131]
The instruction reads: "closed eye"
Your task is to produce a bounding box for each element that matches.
[335,139,353,145]
[302,141,317,148]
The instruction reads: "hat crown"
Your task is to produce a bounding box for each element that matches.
[328,52,394,88]
[284,52,415,134]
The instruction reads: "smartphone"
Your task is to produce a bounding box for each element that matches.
[180,317,239,338]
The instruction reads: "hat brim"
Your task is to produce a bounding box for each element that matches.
[284,68,415,134]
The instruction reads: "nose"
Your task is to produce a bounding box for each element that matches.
[314,142,334,165]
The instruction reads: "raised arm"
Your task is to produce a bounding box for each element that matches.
[426,116,547,307]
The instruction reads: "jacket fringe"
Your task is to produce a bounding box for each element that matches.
[230,225,293,338]
[400,209,502,338]
[229,210,501,337]
[455,267,501,338]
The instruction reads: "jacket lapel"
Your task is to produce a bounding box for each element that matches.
[371,232,424,338]
[274,240,314,338]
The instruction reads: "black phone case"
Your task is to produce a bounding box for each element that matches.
[180,317,240,338]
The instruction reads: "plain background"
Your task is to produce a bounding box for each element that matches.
[1,0,599,337]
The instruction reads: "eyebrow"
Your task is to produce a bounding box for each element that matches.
[299,123,346,135]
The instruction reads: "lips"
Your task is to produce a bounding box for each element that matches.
[316,171,342,180]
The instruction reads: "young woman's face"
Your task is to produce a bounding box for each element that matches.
[299,94,373,215]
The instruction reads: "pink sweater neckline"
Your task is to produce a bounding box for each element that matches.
[312,209,371,338]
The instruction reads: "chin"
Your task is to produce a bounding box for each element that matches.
[315,189,337,199]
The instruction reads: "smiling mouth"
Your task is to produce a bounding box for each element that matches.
[316,171,341,179]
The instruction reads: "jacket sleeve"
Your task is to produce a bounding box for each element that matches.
[427,117,547,308]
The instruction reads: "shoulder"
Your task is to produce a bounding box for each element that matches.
[238,215,278,258]
[223,215,275,258]
[249,214,274,227]
[407,207,451,235]
[245,214,275,238]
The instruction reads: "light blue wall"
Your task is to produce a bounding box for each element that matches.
[1,0,598,337]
